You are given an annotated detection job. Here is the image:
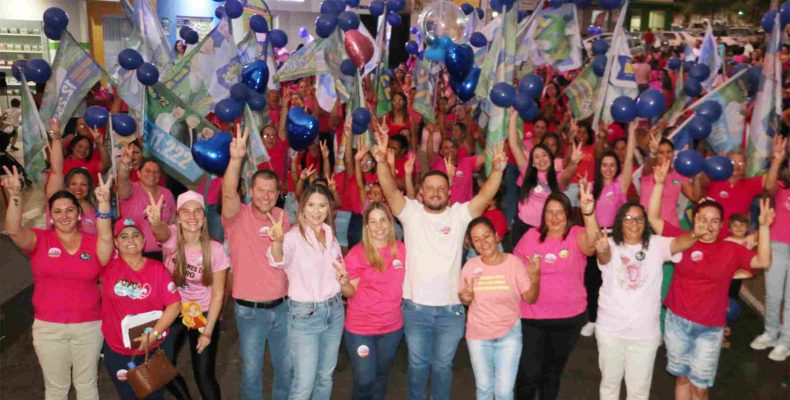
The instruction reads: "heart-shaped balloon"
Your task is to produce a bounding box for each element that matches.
[451,67,480,103]
[286,108,319,151]
[344,29,374,68]
[241,60,270,94]
[444,44,474,81]
[191,131,233,175]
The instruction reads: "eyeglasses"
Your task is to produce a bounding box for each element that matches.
[362,159,375,165]
[262,134,276,139]
[731,161,745,167]
[624,215,645,224]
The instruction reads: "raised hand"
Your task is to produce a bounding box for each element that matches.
[654,159,670,184]
[119,143,134,168]
[372,130,389,164]
[648,132,660,156]
[319,140,330,161]
[490,142,508,172]
[526,255,541,281]
[758,197,776,227]
[300,164,317,181]
[267,211,285,242]
[692,212,709,239]
[333,257,350,286]
[594,229,610,254]
[95,173,114,204]
[579,178,595,216]
[570,142,584,165]
[0,165,23,196]
[89,126,104,144]
[386,148,396,171]
[444,156,456,181]
[404,152,416,176]
[145,191,164,224]
[460,277,475,304]
[772,135,787,161]
[230,124,249,161]
[47,117,62,139]
[354,142,370,162]
[343,117,353,138]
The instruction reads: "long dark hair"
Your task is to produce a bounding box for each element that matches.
[539,192,573,242]
[64,168,97,209]
[611,202,651,249]
[66,135,94,160]
[593,150,622,200]
[519,144,559,202]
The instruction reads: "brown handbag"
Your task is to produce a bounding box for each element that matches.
[126,345,178,399]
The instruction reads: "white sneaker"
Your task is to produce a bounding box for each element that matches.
[580,322,596,337]
[750,333,777,350]
[768,345,790,362]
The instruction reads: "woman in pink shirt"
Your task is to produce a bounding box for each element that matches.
[2,167,113,400]
[148,190,230,399]
[513,186,600,400]
[342,202,406,399]
[268,183,348,400]
[460,217,540,400]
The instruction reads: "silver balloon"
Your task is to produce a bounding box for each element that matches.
[418,0,467,44]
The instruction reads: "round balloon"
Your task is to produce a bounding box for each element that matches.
[118,49,144,70]
[287,108,319,151]
[250,14,269,33]
[352,107,371,128]
[695,101,723,123]
[593,55,607,77]
[11,60,26,81]
[451,67,480,102]
[686,116,712,140]
[84,106,109,128]
[24,59,52,84]
[683,78,702,97]
[781,1,790,26]
[241,60,269,93]
[230,83,250,102]
[315,14,338,38]
[405,40,419,55]
[674,150,704,177]
[519,101,539,122]
[470,32,487,48]
[340,59,357,76]
[599,0,624,10]
[214,98,244,123]
[591,39,609,56]
[762,10,777,32]
[635,89,666,119]
[344,30,374,68]
[179,26,192,41]
[184,30,199,45]
[387,13,402,28]
[44,25,63,41]
[215,6,225,19]
[387,0,406,12]
[461,3,474,14]
[705,155,734,181]
[490,82,516,108]
[247,92,267,111]
[321,1,343,15]
[689,63,711,82]
[418,0,467,44]
[667,58,681,70]
[476,8,484,19]
[192,131,232,175]
[43,7,69,32]
[512,92,535,114]
[518,74,543,99]
[346,0,360,7]
[369,0,385,17]
[136,63,159,86]
[225,0,244,19]
[112,114,138,137]
[338,11,360,31]
[610,96,637,123]
[268,29,288,48]
[575,0,592,7]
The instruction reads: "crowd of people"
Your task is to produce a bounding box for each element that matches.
[1,17,790,400]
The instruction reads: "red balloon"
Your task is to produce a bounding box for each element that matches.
[344,30,373,68]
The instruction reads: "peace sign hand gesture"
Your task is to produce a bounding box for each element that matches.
[145,191,164,224]
[757,197,776,228]
[570,142,584,165]
[0,165,23,196]
[95,174,114,205]
[772,134,787,161]
[267,211,286,242]
[89,126,104,144]
[579,178,595,216]
[460,277,476,304]
[230,124,249,161]
[654,159,670,185]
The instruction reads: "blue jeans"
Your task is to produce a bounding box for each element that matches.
[288,295,345,400]
[102,336,176,400]
[664,309,723,389]
[765,241,790,347]
[344,328,404,400]
[467,321,522,400]
[235,301,292,400]
[402,299,466,400]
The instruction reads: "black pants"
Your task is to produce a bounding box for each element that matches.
[515,313,586,400]
[584,255,602,323]
[170,316,222,400]
[510,217,533,249]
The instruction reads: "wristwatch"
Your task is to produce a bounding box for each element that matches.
[152,330,163,341]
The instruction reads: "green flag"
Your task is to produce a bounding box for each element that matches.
[564,65,601,120]
[484,5,518,174]
[19,75,48,179]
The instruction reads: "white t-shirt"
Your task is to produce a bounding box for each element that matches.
[597,235,681,341]
[397,198,472,306]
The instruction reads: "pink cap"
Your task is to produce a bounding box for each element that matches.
[176,191,205,211]
[114,217,142,237]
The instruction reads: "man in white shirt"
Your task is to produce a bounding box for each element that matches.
[372,130,507,400]
[1,98,22,151]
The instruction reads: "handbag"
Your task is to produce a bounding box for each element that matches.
[126,343,178,399]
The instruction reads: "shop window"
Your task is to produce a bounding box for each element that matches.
[102,16,133,71]
[629,15,642,32]
[648,11,666,30]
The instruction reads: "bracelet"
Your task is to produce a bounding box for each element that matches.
[96,211,112,219]
[581,210,595,217]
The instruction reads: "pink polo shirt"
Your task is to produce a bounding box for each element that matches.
[513,226,587,319]
[595,178,627,228]
[432,156,477,205]
[772,183,790,244]
[640,170,689,228]
[119,182,176,253]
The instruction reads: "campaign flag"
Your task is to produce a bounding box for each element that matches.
[276,37,328,82]
[412,57,436,122]
[375,19,392,118]
[695,71,749,154]
[523,3,583,72]
[592,2,637,128]
[237,30,261,65]
[564,64,601,119]
[658,66,688,127]
[19,74,48,178]
[746,12,783,177]
[131,0,173,69]
[698,21,722,90]
[239,105,270,193]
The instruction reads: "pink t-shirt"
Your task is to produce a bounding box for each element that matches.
[432,156,477,205]
[101,257,181,355]
[771,183,790,244]
[513,226,587,319]
[517,171,554,227]
[161,225,231,310]
[25,229,103,323]
[595,178,627,228]
[344,242,407,335]
[223,205,290,301]
[640,170,689,228]
[119,182,176,253]
[460,254,531,340]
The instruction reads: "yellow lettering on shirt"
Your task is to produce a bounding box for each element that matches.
[473,275,511,292]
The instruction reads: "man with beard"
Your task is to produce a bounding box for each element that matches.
[372,129,507,400]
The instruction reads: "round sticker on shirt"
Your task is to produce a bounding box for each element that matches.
[455,170,464,178]
[605,191,614,198]
[719,190,729,199]
[392,259,403,269]
[437,223,452,235]
[691,250,704,262]
[80,252,92,261]
[784,198,790,211]
[672,179,681,186]
[116,369,128,382]
[635,251,646,261]
[167,282,177,293]
[82,219,95,227]
[473,267,483,276]
[48,248,62,258]
[558,249,569,259]
[357,345,370,358]
[259,226,271,237]
[544,253,557,264]
[534,185,544,194]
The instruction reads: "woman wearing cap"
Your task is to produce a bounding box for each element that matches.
[100,214,184,400]
[268,182,348,400]
[2,166,113,400]
[147,190,229,399]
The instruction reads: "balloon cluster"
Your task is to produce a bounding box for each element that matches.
[117,48,159,86]
[13,59,52,84]
[511,74,543,121]
[43,7,69,41]
[673,99,734,181]
[179,26,199,45]
[250,15,269,33]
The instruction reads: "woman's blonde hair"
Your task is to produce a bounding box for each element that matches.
[297,183,335,245]
[361,202,398,273]
[172,213,213,288]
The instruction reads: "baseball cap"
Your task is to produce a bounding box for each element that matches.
[176,191,205,211]
[114,217,143,237]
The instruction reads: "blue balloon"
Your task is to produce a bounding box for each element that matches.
[24,59,51,84]
[179,26,192,40]
[782,1,790,26]
[593,55,607,77]
[610,96,637,123]
[315,14,338,38]
[214,98,244,123]
[451,67,481,102]
[445,44,474,80]
[192,131,233,175]
[247,92,267,111]
[490,0,503,12]
[405,40,419,55]
[518,74,544,99]
[599,0,623,10]
[338,11,360,31]
[689,64,711,82]
[470,32,487,48]
[321,1,343,15]
[351,122,367,135]
[636,89,666,119]
[705,155,734,181]
[667,58,681,70]
[387,13,402,27]
[695,101,723,123]
[592,39,609,56]
[501,0,516,10]
[518,10,529,23]
[241,60,269,93]
[683,60,696,72]
[268,29,288,48]
[112,114,137,137]
[435,36,453,49]
[386,0,405,13]
[424,47,446,61]
[587,25,602,36]
[340,59,357,76]
[286,108,319,151]
[575,0,592,7]
[118,49,143,71]
[346,0,360,7]
[184,30,199,45]
[215,6,225,19]
[250,15,269,33]
[369,1,385,17]
[674,150,705,177]
[230,83,250,102]
[519,101,539,122]
[490,82,516,108]
[512,92,535,113]
[84,106,109,128]
[762,10,777,32]
[726,297,741,321]
[44,25,63,41]
[136,63,159,86]
[686,116,712,140]
[352,107,371,127]
[43,7,69,32]
[410,26,419,34]
[476,8,484,19]
[225,0,244,19]
[11,60,26,81]
[461,3,474,15]
[683,78,702,97]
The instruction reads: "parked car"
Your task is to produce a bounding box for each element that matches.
[658,31,700,47]
[726,27,760,45]
[583,33,645,57]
